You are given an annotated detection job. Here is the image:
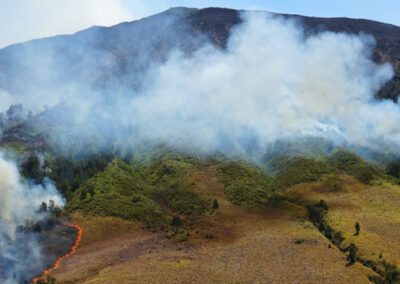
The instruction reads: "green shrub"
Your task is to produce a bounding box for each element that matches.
[386,161,400,178]
[329,150,382,184]
[272,158,334,190]
[157,186,209,216]
[347,243,358,266]
[212,199,219,209]
[171,216,182,227]
[216,161,273,209]
[36,276,57,284]
[66,159,168,227]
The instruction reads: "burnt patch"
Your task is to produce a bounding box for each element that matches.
[30,220,78,282]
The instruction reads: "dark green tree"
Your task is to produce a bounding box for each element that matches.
[212,199,219,209]
[171,216,182,227]
[48,200,55,213]
[354,222,360,236]
[319,199,328,211]
[332,231,345,245]
[324,225,333,240]
[39,202,47,215]
[347,243,358,266]
[22,154,43,183]
[386,161,400,178]
[382,260,400,283]
[53,206,62,218]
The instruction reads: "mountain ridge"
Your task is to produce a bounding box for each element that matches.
[0,7,399,101]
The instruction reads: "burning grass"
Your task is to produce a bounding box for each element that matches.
[34,223,82,283]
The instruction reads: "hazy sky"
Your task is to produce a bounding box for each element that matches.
[0,0,399,48]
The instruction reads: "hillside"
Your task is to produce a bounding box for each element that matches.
[29,148,400,283]
[0,7,399,101]
[2,6,400,284]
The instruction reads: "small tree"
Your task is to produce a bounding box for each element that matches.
[171,216,182,227]
[48,200,55,214]
[324,225,333,240]
[53,206,62,218]
[319,199,328,211]
[333,231,345,245]
[354,222,360,236]
[386,161,400,178]
[40,202,47,215]
[382,260,400,283]
[212,199,219,209]
[347,243,358,266]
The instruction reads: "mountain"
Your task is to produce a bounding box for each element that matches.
[0,7,399,101]
[3,7,400,283]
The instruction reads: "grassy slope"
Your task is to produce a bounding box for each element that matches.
[51,150,390,283]
[66,159,168,227]
[281,175,400,273]
[5,137,396,283]
[66,153,277,232]
[51,179,373,284]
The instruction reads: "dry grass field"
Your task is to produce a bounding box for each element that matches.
[48,168,377,283]
[283,174,400,271]
[50,208,374,283]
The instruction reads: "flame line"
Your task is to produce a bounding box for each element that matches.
[33,222,82,283]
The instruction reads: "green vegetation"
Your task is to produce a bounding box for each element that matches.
[329,150,382,184]
[4,119,400,282]
[212,199,219,209]
[216,161,273,209]
[21,154,44,183]
[66,159,167,227]
[369,261,400,284]
[156,186,209,215]
[272,158,334,190]
[0,142,27,153]
[65,152,213,229]
[294,238,305,245]
[347,243,358,266]
[307,200,347,249]
[36,275,57,284]
[355,222,360,236]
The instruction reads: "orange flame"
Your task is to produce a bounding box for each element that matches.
[33,223,82,283]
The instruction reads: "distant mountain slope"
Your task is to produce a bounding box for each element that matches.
[0,7,399,100]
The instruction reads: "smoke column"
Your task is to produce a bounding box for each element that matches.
[0,11,397,157]
[0,153,64,283]
[124,12,395,155]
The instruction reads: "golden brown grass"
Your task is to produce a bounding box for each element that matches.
[49,169,376,283]
[283,174,400,269]
[52,208,373,283]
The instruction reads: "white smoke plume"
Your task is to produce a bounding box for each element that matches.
[0,11,397,157]
[0,153,65,283]
[121,12,395,154]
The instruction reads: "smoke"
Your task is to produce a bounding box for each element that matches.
[0,10,398,157]
[94,12,394,155]
[0,153,65,283]
[129,13,395,154]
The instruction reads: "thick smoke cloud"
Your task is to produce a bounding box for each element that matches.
[0,11,398,156]
[0,154,64,283]
[124,13,395,154]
